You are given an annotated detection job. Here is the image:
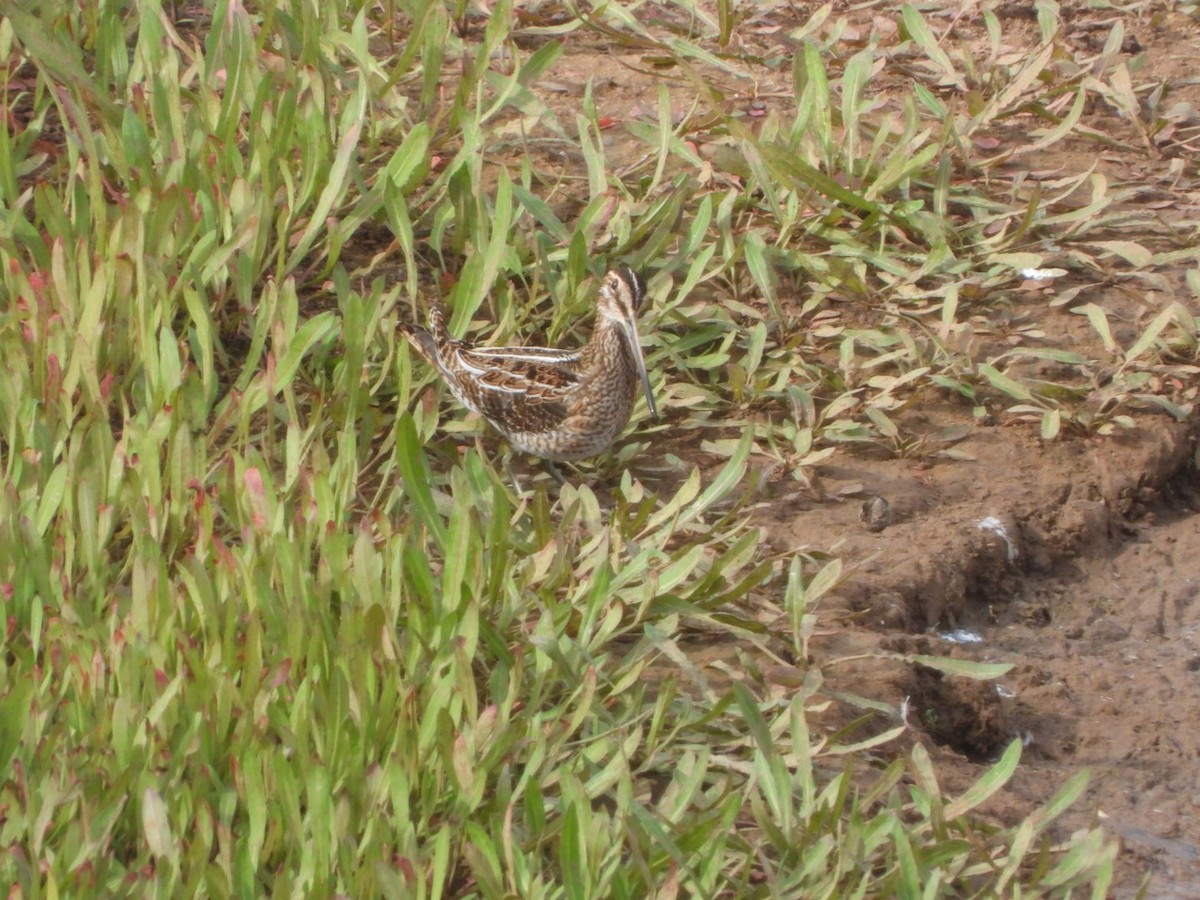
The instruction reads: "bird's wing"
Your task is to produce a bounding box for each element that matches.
[452,345,584,405]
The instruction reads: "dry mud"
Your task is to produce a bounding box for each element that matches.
[771,415,1200,895]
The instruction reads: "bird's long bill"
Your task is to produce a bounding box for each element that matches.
[620,319,659,420]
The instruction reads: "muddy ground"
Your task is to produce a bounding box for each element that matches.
[726,5,1200,894]
[515,2,1200,894]
[787,415,1200,896]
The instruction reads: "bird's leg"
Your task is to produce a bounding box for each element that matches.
[542,459,567,486]
[502,455,529,499]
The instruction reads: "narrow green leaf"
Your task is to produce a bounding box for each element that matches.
[1041,408,1061,441]
[977,363,1035,402]
[36,463,68,536]
[396,414,448,547]
[1090,240,1153,269]
[560,800,586,900]
[944,738,1021,819]
[687,427,752,523]
[732,682,774,757]
[900,5,966,89]
[1078,303,1117,353]
[386,121,431,194]
[286,85,366,270]
[758,141,883,216]
[1123,303,1178,364]
[909,655,1014,680]
[274,311,339,388]
[0,680,34,771]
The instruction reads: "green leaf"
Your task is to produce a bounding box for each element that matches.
[35,463,68,535]
[286,83,367,270]
[687,427,753,523]
[758,140,884,217]
[977,363,1035,402]
[1077,303,1118,354]
[909,655,1014,680]
[0,679,33,772]
[386,121,431,195]
[1041,408,1061,441]
[1123,303,1179,364]
[274,311,339,388]
[1089,240,1152,267]
[900,5,966,89]
[944,738,1021,819]
[396,414,449,547]
[732,682,774,757]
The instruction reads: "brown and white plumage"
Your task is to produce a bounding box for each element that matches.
[399,265,658,462]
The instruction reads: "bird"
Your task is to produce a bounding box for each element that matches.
[399,264,659,464]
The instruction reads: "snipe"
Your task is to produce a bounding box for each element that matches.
[400,265,658,463]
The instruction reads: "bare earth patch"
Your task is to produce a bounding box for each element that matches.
[706,5,1200,893]
[776,415,1200,895]
[524,1,1200,893]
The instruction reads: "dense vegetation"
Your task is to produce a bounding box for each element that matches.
[9,0,1194,894]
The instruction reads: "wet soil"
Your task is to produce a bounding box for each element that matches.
[780,415,1200,896]
[508,2,1200,893]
